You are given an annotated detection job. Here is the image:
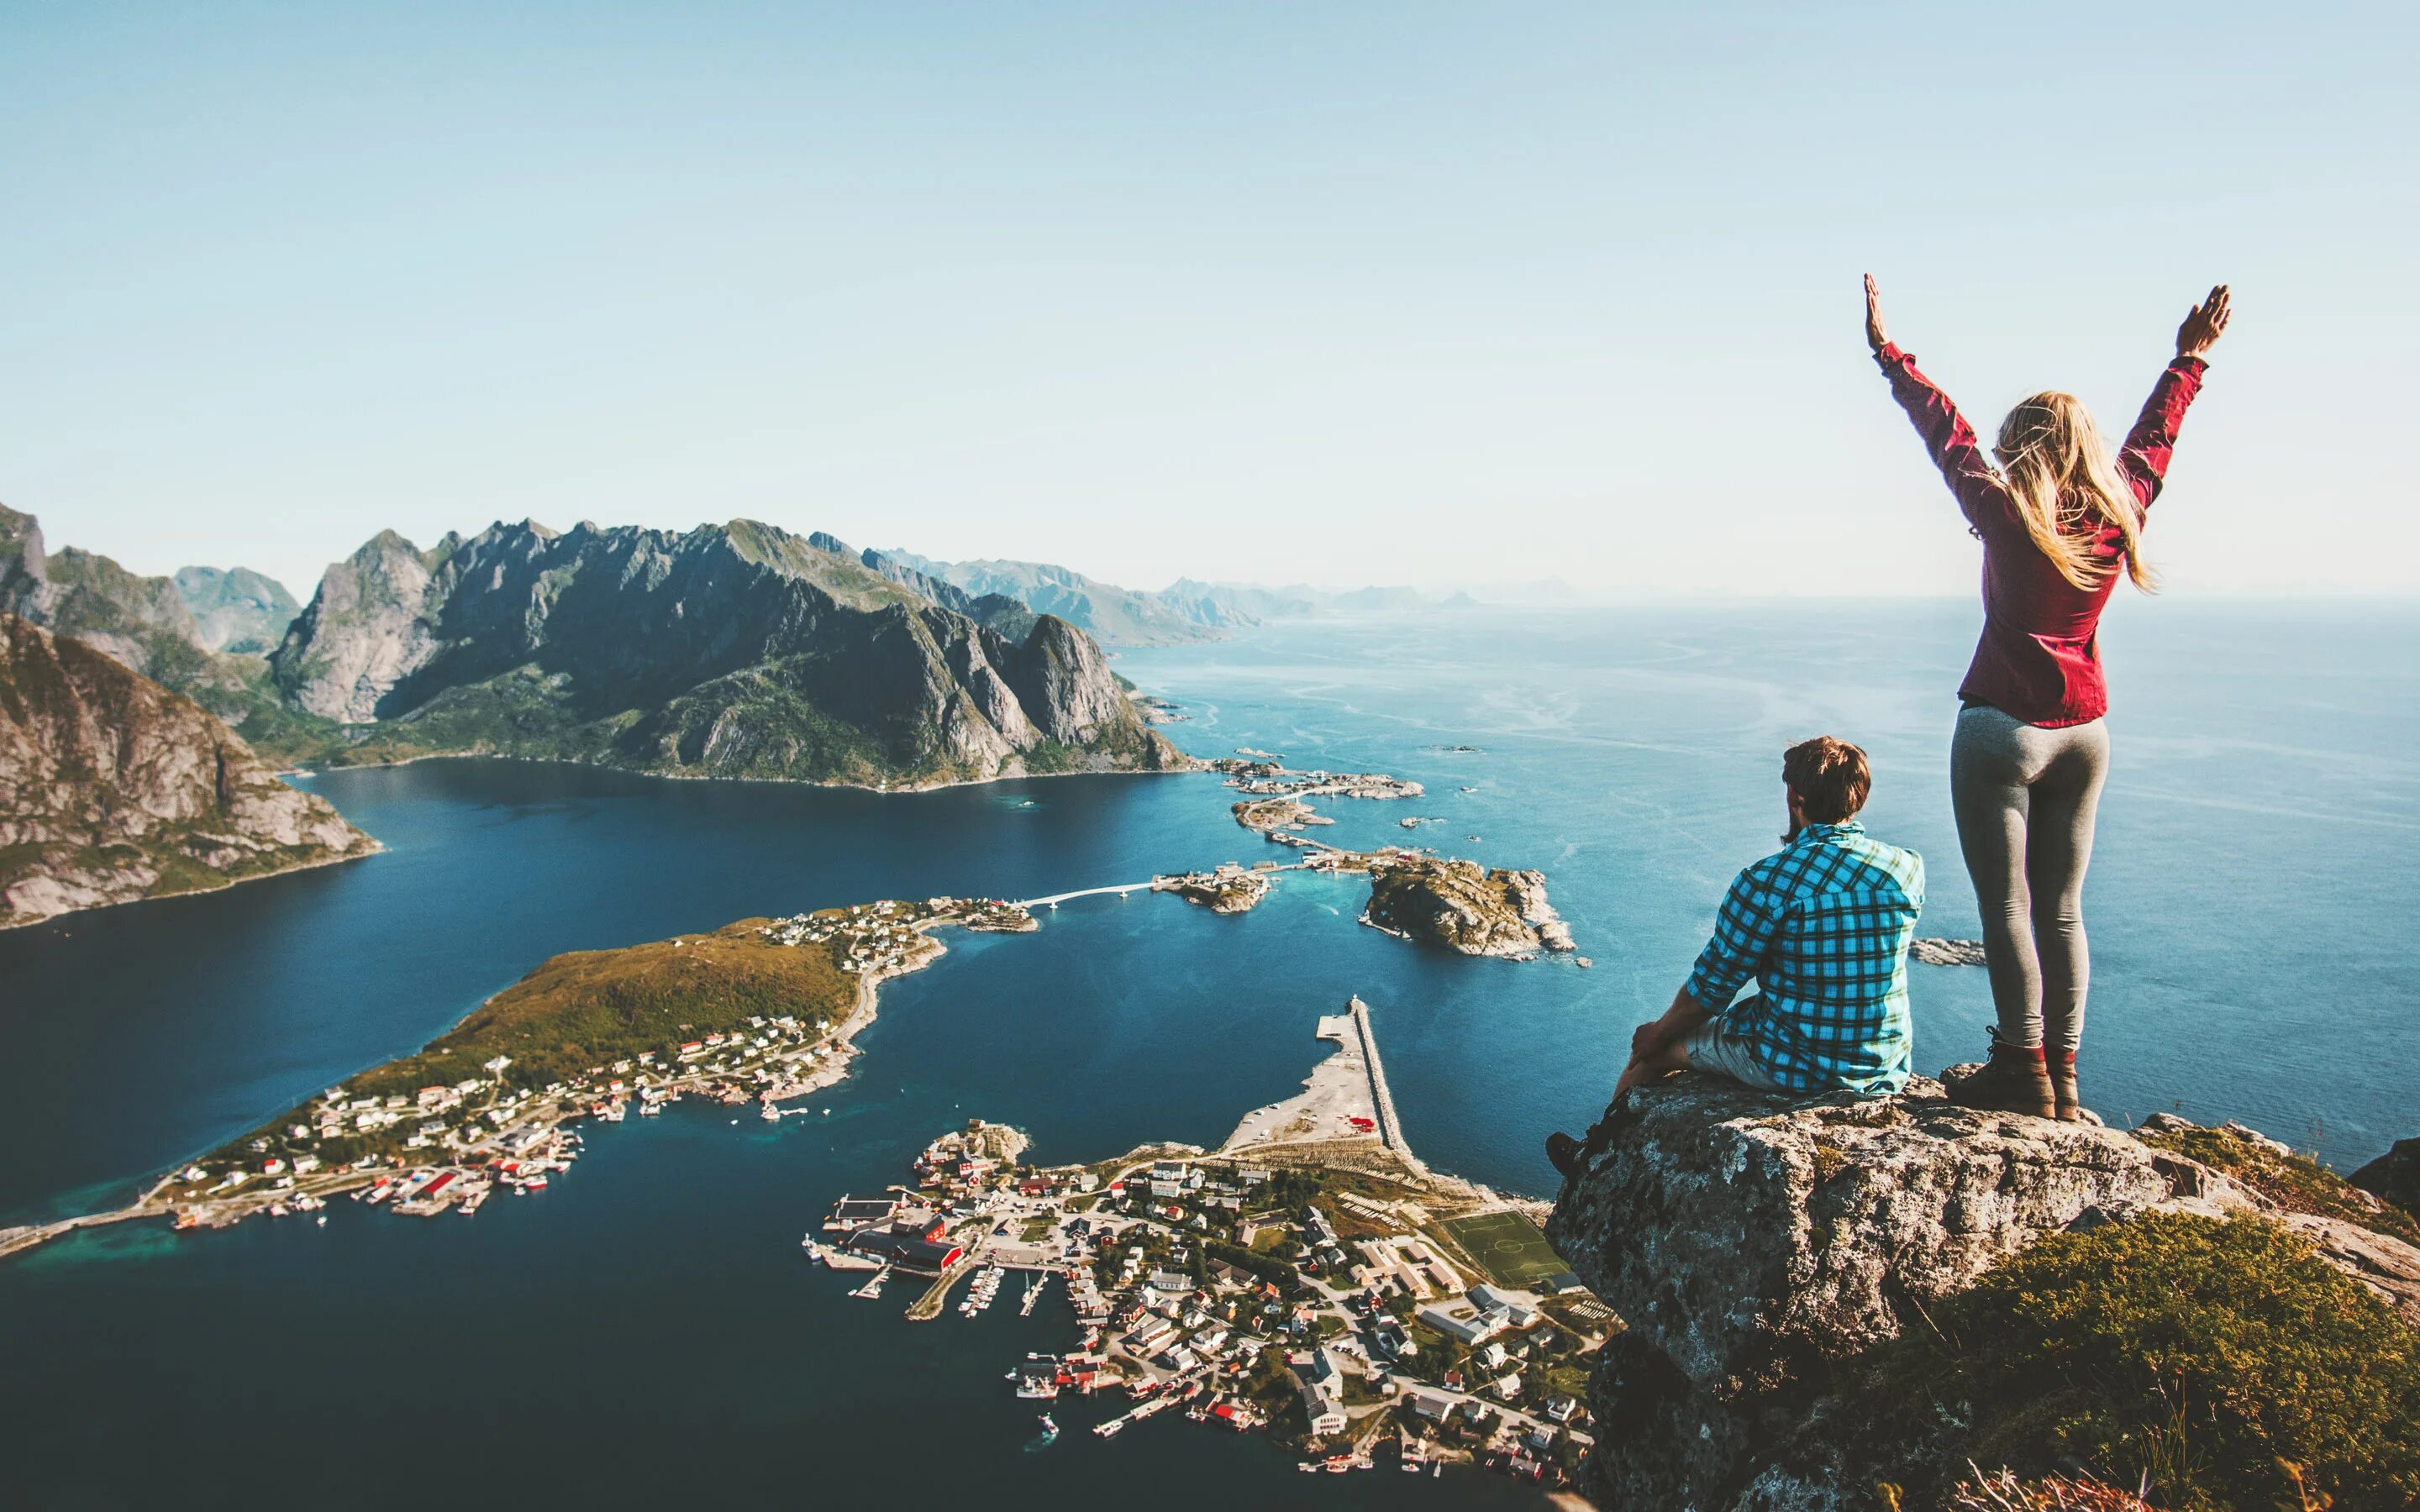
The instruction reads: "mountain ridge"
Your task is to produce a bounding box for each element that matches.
[269,517,1187,789]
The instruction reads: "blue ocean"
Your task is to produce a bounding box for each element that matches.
[3,601,2412,1509]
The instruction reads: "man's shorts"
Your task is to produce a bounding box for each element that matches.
[1681,1022,1791,1093]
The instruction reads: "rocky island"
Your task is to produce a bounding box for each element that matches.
[1360,854,1574,958]
[1230,795,1331,832]
[1911,937,1989,966]
[0,613,376,928]
[1154,864,1275,914]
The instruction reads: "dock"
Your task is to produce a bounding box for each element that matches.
[905,1250,986,1321]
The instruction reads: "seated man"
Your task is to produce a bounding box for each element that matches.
[1549,737,1924,1175]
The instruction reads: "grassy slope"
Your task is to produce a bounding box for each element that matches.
[2135,1123,2420,1247]
[1855,1212,2420,1512]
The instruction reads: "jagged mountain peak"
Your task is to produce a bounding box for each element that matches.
[270,515,1185,786]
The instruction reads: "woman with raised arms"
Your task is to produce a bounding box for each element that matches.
[1865,275,2232,1121]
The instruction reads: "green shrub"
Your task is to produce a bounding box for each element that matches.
[1868,1212,2420,1511]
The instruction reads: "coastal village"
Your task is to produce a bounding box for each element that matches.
[0,895,1039,1252]
[1,742,1595,1265]
[803,1002,1609,1489]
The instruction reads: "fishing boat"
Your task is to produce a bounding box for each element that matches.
[1035,1414,1057,1443]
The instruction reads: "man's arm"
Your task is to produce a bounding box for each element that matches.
[1615,985,1712,1095]
[1617,869,1779,1094]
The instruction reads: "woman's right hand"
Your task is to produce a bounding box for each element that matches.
[1864,273,1890,352]
[2175,284,2232,360]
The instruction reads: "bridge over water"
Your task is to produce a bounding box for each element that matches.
[1013,882,1159,909]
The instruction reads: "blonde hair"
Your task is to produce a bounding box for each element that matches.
[1991,392,2154,593]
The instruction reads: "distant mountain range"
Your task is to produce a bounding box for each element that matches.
[865,554,1467,646]
[0,500,1510,927]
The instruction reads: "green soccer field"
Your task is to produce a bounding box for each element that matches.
[1442,1210,1567,1288]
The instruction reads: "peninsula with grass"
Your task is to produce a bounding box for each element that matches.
[0,894,1033,1256]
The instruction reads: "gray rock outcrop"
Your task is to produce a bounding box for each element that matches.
[0,503,300,748]
[1543,1076,2420,1509]
[2354,1137,2420,1215]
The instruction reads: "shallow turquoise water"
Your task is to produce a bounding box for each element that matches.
[2,600,2412,1508]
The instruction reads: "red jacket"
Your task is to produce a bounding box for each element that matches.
[1877,342,2206,727]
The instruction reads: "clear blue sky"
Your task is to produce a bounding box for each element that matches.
[3,2,2412,601]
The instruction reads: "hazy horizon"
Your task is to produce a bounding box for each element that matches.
[6,3,2413,602]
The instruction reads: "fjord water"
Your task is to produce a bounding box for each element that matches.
[3,601,2413,1509]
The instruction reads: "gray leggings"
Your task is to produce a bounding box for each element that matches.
[1949,704,2111,1056]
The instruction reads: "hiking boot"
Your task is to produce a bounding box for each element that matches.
[1545,1131,1584,1178]
[1944,1033,2055,1119]
[2051,1051,2083,1122]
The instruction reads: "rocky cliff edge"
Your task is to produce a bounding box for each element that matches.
[1544,1075,2420,1509]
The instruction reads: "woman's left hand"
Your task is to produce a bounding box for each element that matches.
[2175,284,2232,360]
[1863,273,1890,352]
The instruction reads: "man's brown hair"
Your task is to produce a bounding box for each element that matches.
[1782,736,1871,823]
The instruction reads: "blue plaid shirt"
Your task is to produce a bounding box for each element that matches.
[1683,821,1926,1095]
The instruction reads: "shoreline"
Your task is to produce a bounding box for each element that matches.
[0,838,386,935]
[280,734,1202,796]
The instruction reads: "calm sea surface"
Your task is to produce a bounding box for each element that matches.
[3,601,2412,1509]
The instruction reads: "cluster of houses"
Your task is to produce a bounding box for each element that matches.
[756,895,1035,971]
[1210,758,1426,804]
[174,978,872,1226]
[815,1129,1597,1484]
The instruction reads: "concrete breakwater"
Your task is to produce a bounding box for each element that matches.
[1349,995,1428,1179]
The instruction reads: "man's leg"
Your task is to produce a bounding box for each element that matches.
[1674,1021,1792,1093]
[1549,1016,1761,1180]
